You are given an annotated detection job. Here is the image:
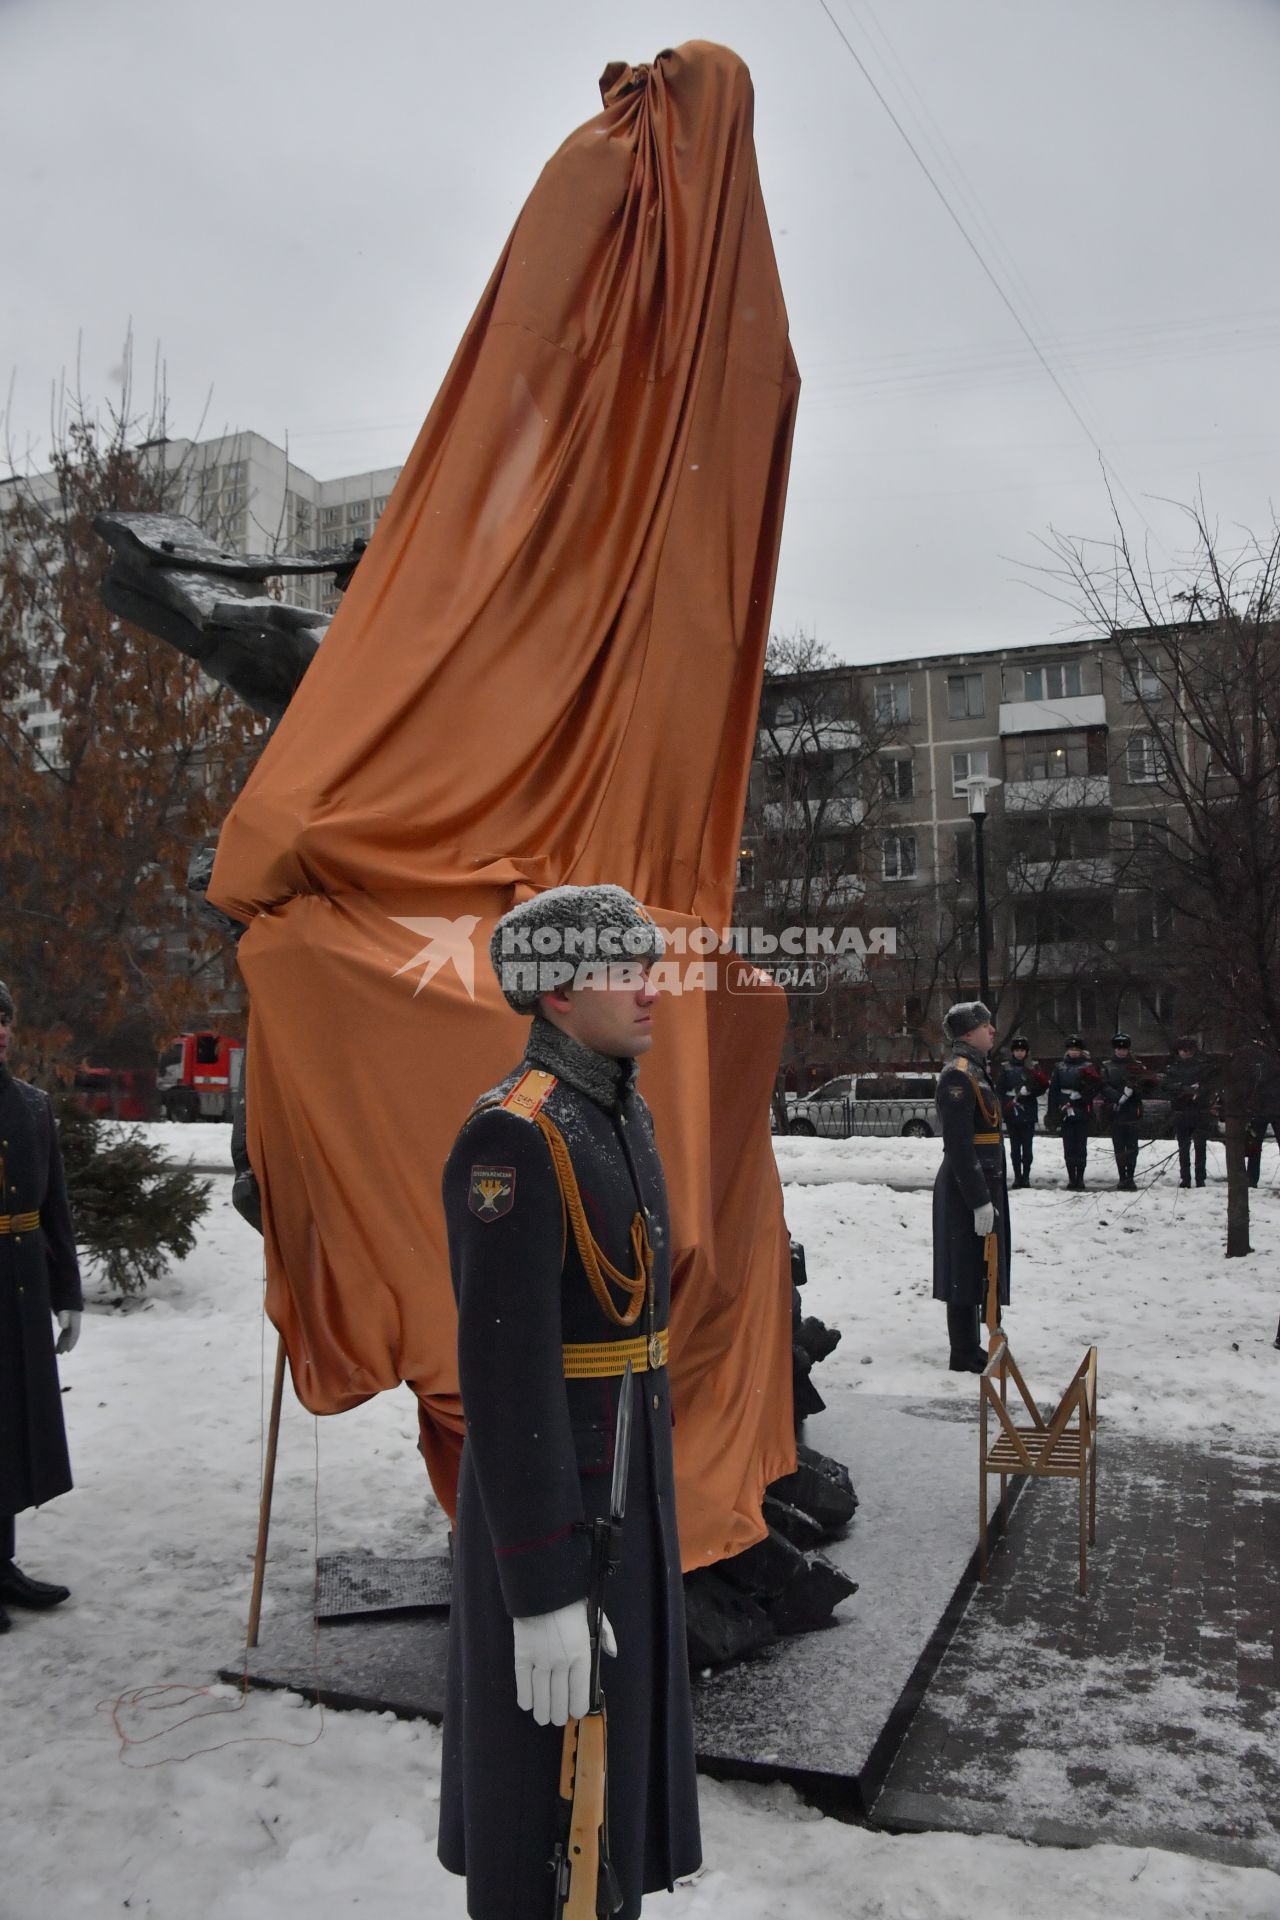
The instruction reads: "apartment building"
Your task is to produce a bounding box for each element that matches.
[1,428,403,746]
[743,634,1181,1060]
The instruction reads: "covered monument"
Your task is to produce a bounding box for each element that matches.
[208,42,804,1570]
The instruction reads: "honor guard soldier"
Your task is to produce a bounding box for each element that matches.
[0,979,83,1631]
[933,1001,1010,1372]
[1047,1036,1100,1189]
[995,1037,1047,1188]
[1162,1035,1218,1188]
[438,885,700,1920]
[1097,1033,1151,1191]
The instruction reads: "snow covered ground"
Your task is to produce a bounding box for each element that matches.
[2,1124,1277,1916]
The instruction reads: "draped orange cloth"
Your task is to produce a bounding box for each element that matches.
[210,41,800,1568]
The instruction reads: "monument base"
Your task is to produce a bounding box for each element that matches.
[223,1392,1010,1810]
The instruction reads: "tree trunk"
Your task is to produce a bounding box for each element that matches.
[1224,1109,1251,1257]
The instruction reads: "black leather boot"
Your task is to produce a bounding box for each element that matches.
[0,1563,71,1610]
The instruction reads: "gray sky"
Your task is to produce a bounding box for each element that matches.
[4,0,1278,661]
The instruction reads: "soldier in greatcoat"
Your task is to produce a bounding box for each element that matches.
[1162,1036,1218,1188]
[932,1001,1011,1372]
[438,886,700,1920]
[995,1037,1047,1189]
[1097,1033,1152,1191]
[1047,1037,1101,1189]
[0,980,83,1632]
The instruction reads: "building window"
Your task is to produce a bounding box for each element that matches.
[951,747,990,797]
[736,846,756,889]
[874,680,910,726]
[222,487,244,510]
[946,672,985,720]
[1126,733,1160,784]
[882,833,916,880]
[1023,662,1082,701]
[1121,660,1160,702]
[224,460,247,484]
[321,505,345,528]
[348,500,370,523]
[373,495,391,515]
[954,829,975,881]
[1131,893,1173,944]
[880,755,913,801]
[1005,729,1106,783]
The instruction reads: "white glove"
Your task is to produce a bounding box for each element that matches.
[973,1203,995,1236]
[512,1601,616,1725]
[56,1310,81,1354]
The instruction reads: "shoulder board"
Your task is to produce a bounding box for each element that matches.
[498,1068,558,1121]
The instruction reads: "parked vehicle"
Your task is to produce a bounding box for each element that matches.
[156,1031,244,1122]
[73,1065,156,1122]
[783,1072,938,1139]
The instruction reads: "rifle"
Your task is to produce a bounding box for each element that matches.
[983,1230,1003,1351]
[551,1360,635,1918]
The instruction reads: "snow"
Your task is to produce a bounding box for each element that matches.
[2,1128,1276,1916]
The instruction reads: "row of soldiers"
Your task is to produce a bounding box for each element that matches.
[994,1033,1280,1192]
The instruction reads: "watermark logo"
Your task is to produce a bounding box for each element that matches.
[389,915,895,1001]
[390,915,482,999]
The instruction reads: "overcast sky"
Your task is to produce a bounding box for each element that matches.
[4,0,1278,661]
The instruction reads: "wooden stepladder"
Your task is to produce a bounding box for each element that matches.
[978,1233,1099,1595]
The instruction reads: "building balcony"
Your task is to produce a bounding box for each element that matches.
[998,694,1107,734]
[759,720,864,756]
[1006,857,1114,892]
[761,796,867,832]
[1003,775,1112,813]
[1007,941,1110,978]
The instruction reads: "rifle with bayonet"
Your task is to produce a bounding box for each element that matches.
[551,1359,634,1918]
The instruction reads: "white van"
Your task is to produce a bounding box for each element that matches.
[785,1072,938,1139]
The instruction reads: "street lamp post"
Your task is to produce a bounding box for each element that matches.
[961,775,1002,1008]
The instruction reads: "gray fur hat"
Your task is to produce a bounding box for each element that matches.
[0,980,14,1020]
[943,999,992,1042]
[490,884,665,1015]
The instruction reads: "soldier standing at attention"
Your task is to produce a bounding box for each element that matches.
[932,1002,1010,1372]
[1097,1033,1150,1192]
[995,1036,1046,1189]
[1047,1036,1099,1190]
[438,885,700,1920]
[1163,1035,1217,1188]
[0,979,83,1632]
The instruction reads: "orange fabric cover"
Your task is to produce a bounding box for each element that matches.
[209,42,800,1567]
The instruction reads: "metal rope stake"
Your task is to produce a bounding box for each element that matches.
[247,1333,288,1648]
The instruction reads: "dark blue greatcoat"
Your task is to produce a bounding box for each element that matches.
[0,1069,82,1518]
[932,1048,1011,1310]
[438,1026,700,1920]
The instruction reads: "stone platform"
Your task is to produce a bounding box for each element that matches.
[872,1429,1280,1871]
[223,1391,1009,1811]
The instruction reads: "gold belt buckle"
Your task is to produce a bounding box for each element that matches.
[648,1330,664,1371]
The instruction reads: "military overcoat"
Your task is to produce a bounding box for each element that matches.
[932,1048,1011,1310]
[0,1070,82,1517]
[438,1021,700,1920]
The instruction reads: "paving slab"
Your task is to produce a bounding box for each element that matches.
[872,1429,1280,1872]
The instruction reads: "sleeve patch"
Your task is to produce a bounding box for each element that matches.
[946,1082,969,1102]
[468,1164,517,1221]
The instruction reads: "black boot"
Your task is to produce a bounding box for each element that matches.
[0,1604,10,1634]
[0,1563,71,1610]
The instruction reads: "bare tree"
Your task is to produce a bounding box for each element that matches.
[1030,494,1280,1257]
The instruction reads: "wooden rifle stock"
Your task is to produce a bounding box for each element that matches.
[556,1710,613,1918]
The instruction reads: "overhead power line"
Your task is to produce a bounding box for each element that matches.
[815,0,1155,535]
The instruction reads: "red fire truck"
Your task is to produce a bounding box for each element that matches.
[156,1032,245,1122]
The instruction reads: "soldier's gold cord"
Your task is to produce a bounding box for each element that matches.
[531,1113,654,1330]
